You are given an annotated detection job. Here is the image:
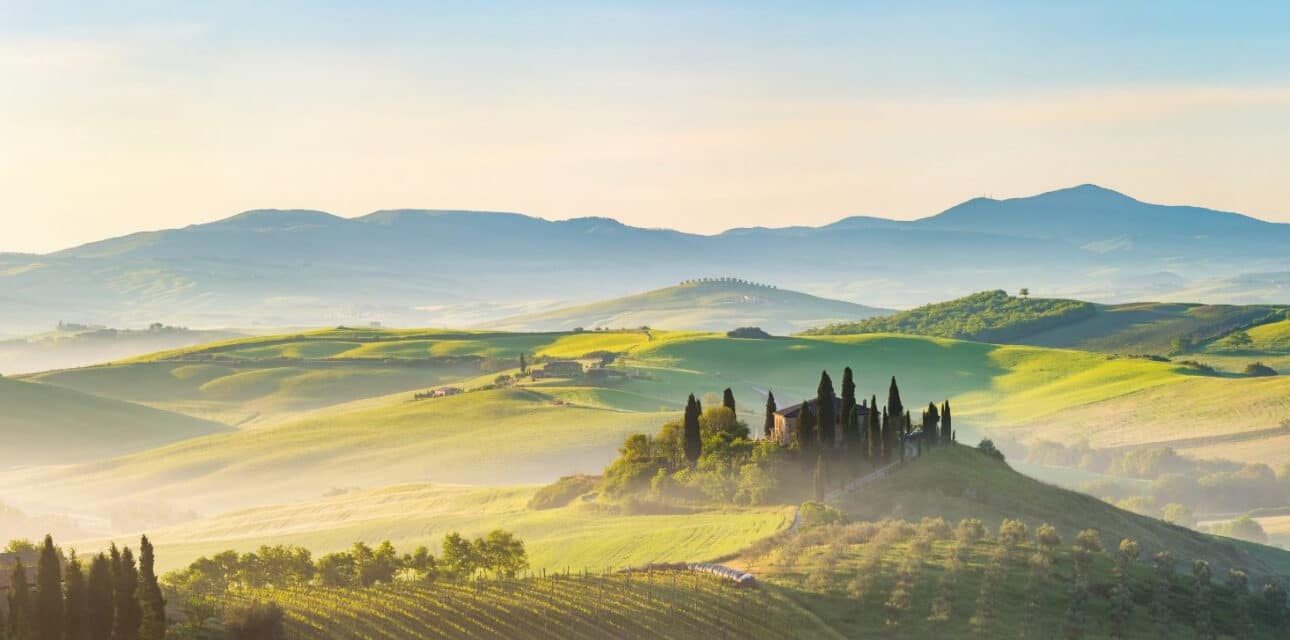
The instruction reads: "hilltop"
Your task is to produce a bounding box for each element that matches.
[3,185,1289,333]
[483,278,890,334]
[809,289,1289,363]
[0,323,244,375]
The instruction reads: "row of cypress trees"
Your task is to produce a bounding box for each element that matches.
[761,369,953,462]
[3,535,165,640]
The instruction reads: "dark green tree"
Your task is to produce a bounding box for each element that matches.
[683,394,702,467]
[9,559,34,640]
[924,402,940,447]
[867,398,880,459]
[844,403,862,458]
[722,387,736,414]
[64,553,88,640]
[816,371,836,449]
[886,377,904,424]
[137,536,165,639]
[87,554,114,640]
[34,535,62,640]
[1227,569,1252,640]
[839,367,856,447]
[112,547,141,640]
[519,352,527,373]
[796,403,817,463]
[1193,560,1213,640]
[763,391,777,440]
[880,407,891,462]
[1264,580,1288,634]
[941,401,953,443]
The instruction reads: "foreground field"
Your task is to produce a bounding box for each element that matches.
[129,483,792,573]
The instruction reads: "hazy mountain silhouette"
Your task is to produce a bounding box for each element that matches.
[1,185,1286,333]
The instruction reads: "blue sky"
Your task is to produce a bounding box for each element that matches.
[2,1,1288,251]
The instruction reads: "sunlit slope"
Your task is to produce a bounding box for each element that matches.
[115,483,791,573]
[484,279,889,334]
[835,447,1290,579]
[0,376,228,465]
[13,387,670,510]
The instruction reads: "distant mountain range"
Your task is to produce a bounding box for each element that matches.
[1,184,1287,334]
[483,279,890,334]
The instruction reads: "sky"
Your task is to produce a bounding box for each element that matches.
[2,1,1289,253]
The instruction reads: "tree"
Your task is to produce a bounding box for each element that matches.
[136,536,165,639]
[763,391,777,440]
[923,402,940,447]
[9,560,33,640]
[880,408,891,462]
[683,394,702,467]
[441,533,479,579]
[886,377,904,425]
[87,554,114,640]
[866,400,880,459]
[1110,539,1139,639]
[1227,569,1253,640]
[941,401,953,443]
[1151,551,1176,636]
[479,530,528,578]
[1193,560,1214,640]
[795,403,817,460]
[839,367,856,448]
[844,403,862,460]
[722,388,736,415]
[519,352,527,373]
[1264,580,1288,634]
[112,547,141,640]
[1019,288,1030,298]
[64,553,88,640]
[816,371,836,449]
[33,535,62,640]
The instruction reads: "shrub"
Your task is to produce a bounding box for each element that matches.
[799,501,847,528]
[976,439,1006,461]
[726,327,772,339]
[1035,524,1061,550]
[223,601,286,640]
[527,475,599,510]
[998,519,1029,548]
[1245,362,1278,377]
[956,518,987,544]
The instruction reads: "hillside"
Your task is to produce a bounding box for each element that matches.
[483,279,890,334]
[3,185,1289,334]
[0,324,244,375]
[809,289,1288,358]
[0,376,229,466]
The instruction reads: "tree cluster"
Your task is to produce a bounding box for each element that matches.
[2,534,164,640]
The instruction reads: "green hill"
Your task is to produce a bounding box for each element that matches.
[0,376,229,466]
[483,279,890,335]
[808,289,1288,358]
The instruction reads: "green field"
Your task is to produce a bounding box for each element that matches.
[115,483,792,573]
[484,279,890,335]
[0,376,228,465]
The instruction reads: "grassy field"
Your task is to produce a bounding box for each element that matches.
[483,279,890,335]
[0,376,228,465]
[115,483,792,573]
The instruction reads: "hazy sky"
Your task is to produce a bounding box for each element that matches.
[2,1,1289,253]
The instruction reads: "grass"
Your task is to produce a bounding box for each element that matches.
[102,483,793,573]
[484,279,888,335]
[0,376,228,466]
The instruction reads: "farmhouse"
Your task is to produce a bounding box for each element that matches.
[771,397,868,445]
[0,550,38,613]
[537,361,584,378]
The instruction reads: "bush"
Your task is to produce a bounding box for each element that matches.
[527,475,599,510]
[998,519,1029,548]
[799,501,846,528]
[726,327,772,339]
[224,601,287,640]
[1245,362,1278,377]
[956,518,987,544]
[976,439,1006,461]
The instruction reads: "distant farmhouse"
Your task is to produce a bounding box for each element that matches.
[0,550,38,612]
[535,361,584,379]
[771,397,852,444]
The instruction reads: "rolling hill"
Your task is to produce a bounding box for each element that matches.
[3,185,1288,334]
[809,289,1289,359]
[482,279,891,334]
[0,376,229,466]
[0,324,244,375]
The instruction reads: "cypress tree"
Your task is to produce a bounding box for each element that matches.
[682,394,702,467]
[941,401,953,443]
[898,410,908,463]
[763,391,777,440]
[796,403,817,465]
[519,352,527,373]
[34,534,62,640]
[880,407,891,462]
[112,547,141,640]
[813,454,826,501]
[925,402,940,446]
[86,554,114,640]
[1193,560,1213,640]
[64,553,87,640]
[867,397,880,459]
[9,559,34,640]
[816,371,836,449]
[136,536,165,639]
[722,388,736,415]
[840,367,856,447]
[844,403,861,457]
[886,377,904,423]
